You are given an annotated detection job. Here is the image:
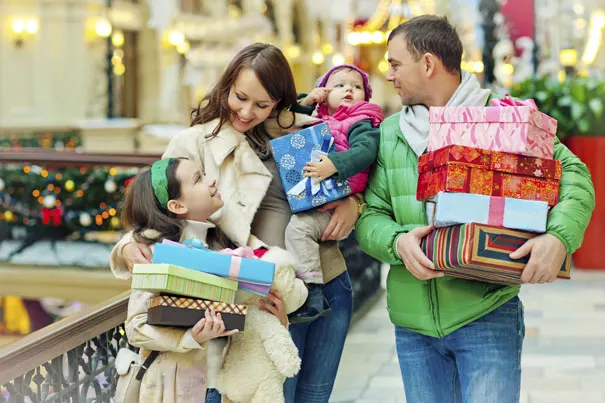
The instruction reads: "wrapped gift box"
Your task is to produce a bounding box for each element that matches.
[432,192,549,233]
[420,223,571,285]
[152,242,275,288]
[419,145,562,180]
[147,294,247,331]
[417,163,560,206]
[268,122,352,213]
[428,101,557,158]
[132,264,238,303]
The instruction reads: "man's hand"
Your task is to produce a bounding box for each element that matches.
[303,155,338,183]
[509,233,567,284]
[396,226,443,281]
[300,87,332,106]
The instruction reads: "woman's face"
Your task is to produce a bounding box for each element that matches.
[227,68,277,133]
[172,159,224,222]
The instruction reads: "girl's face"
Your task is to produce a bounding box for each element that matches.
[325,69,366,114]
[170,159,223,222]
[227,68,277,133]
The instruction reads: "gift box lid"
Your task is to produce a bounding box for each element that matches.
[417,144,562,179]
[148,294,248,315]
[152,242,275,286]
[133,264,238,291]
[429,105,557,136]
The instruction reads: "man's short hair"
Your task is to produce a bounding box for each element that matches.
[388,15,463,74]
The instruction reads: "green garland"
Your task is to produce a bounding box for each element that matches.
[0,131,82,150]
[0,163,137,237]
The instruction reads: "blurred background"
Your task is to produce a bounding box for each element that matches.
[0,0,604,402]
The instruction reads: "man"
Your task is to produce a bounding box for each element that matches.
[356,15,595,403]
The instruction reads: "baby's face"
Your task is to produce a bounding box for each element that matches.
[325,68,365,114]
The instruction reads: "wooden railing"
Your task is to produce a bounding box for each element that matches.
[0,292,130,402]
[0,149,153,402]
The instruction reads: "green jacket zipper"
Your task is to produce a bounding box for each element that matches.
[422,200,445,338]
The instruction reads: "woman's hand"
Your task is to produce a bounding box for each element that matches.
[123,242,153,271]
[259,290,289,328]
[191,310,239,345]
[318,196,359,241]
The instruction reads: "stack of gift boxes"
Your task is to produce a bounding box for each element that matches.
[416,96,572,285]
[131,241,276,331]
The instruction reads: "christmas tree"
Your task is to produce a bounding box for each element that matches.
[0,163,137,239]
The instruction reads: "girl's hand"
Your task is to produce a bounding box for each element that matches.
[123,242,153,271]
[259,290,288,328]
[301,88,332,106]
[303,155,338,183]
[191,310,239,345]
[319,196,359,241]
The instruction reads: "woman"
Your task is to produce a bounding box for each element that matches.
[112,43,359,403]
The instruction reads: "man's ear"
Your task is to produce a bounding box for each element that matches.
[167,199,188,216]
[423,53,437,78]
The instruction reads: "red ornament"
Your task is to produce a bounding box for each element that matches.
[41,207,63,226]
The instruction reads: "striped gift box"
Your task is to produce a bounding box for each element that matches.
[147,294,247,331]
[421,223,571,285]
[132,264,237,303]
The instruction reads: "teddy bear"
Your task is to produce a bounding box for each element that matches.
[216,246,308,403]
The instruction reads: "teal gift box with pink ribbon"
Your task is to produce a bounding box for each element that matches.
[152,241,275,296]
[428,95,558,159]
[430,192,549,233]
[268,122,352,213]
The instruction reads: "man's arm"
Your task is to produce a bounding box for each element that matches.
[546,137,595,252]
[355,134,421,265]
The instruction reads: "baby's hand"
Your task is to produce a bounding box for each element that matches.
[303,155,338,183]
[191,310,238,345]
[301,87,332,106]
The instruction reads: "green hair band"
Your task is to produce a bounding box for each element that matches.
[151,158,172,209]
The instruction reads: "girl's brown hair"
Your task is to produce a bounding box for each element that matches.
[190,43,297,136]
[121,159,234,250]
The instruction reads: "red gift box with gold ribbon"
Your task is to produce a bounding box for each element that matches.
[417,145,561,206]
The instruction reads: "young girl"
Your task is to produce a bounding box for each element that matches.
[116,157,289,403]
[285,64,384,321]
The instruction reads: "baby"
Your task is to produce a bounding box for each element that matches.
[286,65,384,322]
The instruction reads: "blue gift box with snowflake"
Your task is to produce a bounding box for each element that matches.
[268,122,352,213]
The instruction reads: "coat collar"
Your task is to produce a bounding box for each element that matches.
[202,121,246,167]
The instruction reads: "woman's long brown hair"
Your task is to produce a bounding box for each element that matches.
[190,43,298,136]
[121,159,235,250]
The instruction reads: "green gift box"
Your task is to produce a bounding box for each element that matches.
[132,264,238,303]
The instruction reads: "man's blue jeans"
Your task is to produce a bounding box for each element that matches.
[284,271,353,403]
[395,296,525,403]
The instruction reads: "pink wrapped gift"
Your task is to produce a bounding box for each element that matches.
[428,96,558,159]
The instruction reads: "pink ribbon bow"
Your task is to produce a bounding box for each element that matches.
[489,94,537,110]
[219,246,258,279]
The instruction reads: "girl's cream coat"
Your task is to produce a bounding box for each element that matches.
[120,223,219,403]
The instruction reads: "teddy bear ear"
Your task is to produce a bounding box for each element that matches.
[272,263,295,294]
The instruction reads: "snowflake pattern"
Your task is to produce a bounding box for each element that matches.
[291,134,306,149]
[312,195,328,207]
[280,154,296,170]
[285,169,303,184]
